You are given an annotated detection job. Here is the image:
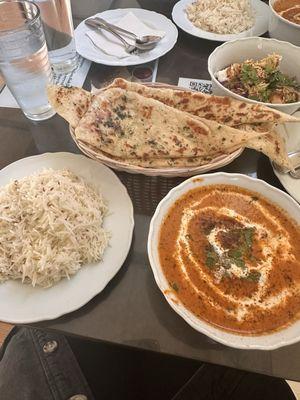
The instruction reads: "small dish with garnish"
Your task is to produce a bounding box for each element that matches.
[208,37,300,114]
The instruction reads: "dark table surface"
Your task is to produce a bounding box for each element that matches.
[1,0,300,383]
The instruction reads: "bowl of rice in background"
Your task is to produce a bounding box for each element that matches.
[208,37,300,115]
[269,0,300,47]
[172,0,270,42]
[186,0,254,34]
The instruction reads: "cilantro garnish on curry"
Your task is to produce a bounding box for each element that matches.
[204,226,261,282]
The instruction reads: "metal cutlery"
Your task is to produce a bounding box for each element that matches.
[272,150,300,179]
[85,19,157,53]
[85,19,136,54]
[94,17,161,46]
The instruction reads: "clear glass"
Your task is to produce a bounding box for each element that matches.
[0,1,55,121]
[35,0,78,73]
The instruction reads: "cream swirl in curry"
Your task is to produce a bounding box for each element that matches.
[158,184,300,335]
[274,0,300,25]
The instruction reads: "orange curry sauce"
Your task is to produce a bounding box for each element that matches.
[274,0,300,25]
[158,185,300,335]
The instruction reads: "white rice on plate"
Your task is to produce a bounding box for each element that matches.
[186,0,255,35]
[0,169,109,288]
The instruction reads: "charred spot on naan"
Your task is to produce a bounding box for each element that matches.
[186,119,208,135]
[47,85,92,128]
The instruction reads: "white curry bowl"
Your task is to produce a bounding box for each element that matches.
[269,0,300,47]
[208,37,300,115]
[148,172,300,350]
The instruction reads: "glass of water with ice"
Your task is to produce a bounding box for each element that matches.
[35,0,78,73]
[0,1,55,121]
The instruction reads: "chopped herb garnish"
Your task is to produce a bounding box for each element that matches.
[103,117,115,128]
[245,271,261,282]
[203,223,215,235]
[205,256,216,269]
[205,247,219,269]
[241,64,259,86]
[113,105,129,120]
[243,227,255,250]
[234,258,246,269]
[171,282,179,292]
[203,226,257,278]
[228,249,242,259]
[228,248,246,269]
[268,70,299,89]
[147,139,157,146]
[219,55,300,104]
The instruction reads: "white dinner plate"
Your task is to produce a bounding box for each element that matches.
[75,8,178,66]
[172,0,270,42]
[148,172,300,350]
[273,112,300,203]
[0,153,134,323]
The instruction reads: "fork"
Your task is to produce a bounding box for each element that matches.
[85,19,137,54]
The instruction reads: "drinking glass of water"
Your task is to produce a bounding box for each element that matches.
[0,1,55,121]
[34,0,78,73]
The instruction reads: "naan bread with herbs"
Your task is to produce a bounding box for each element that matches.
[242,126,292,170]
[47,82,291,169]
[78,139,240,168]
[75,87,262,160]
[106,79,292,168]
[107,78,299,125]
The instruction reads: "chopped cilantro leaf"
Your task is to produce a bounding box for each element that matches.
[234,258,246,269]
[243,227,255,249]
[171,282,179,292]
[228,249,243,259]
[241,64,259,86]
[206,257,216,269]
[245,271,261,282]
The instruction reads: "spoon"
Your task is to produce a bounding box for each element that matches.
[94,17,162,46]
[85,19,136,54]
[272,150,300,179]
[85,19,156,52]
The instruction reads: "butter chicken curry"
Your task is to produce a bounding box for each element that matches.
[158,184,300,335]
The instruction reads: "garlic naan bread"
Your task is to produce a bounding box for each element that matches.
[107,78,299,125]
[242,125,293,170]
[78,139,239,168]
[106,79,292,169]
[47,85,92,128]
[75,88,262,160]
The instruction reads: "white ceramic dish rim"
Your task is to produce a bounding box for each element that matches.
[272,111,300,203]
[208,36,300,110]
[172,0,269,42]
[0,152,134,323]
[148,172,300,350]
[269,0,300,29]
[75,8,178,66]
